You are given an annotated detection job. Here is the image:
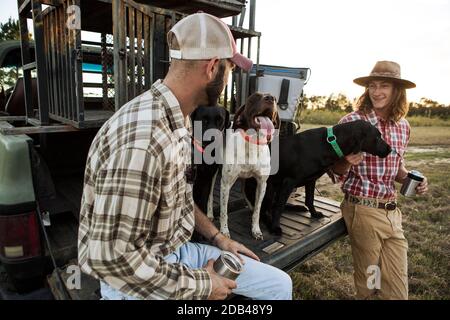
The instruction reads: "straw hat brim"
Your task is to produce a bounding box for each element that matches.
[353,76,416,89]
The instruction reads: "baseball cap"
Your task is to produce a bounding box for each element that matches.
[167,12,253,72]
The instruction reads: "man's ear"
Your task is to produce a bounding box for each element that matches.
[205,57,220,81]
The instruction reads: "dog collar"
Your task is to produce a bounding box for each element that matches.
[239,130,270,145]
[327,127,344,158]
[192,137,205,153]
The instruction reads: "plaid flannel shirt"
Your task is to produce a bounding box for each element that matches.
[78,80,212,300]
[336,110,410,200]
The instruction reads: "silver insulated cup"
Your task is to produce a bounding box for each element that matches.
[213,251,243,280]
[400,170,424,197]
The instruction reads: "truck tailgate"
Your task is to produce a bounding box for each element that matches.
[213,180,347,271]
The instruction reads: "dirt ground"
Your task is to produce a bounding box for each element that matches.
[290,125,450,300]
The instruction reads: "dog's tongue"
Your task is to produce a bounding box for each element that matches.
[255,116,275,141]
[256,116,275,132]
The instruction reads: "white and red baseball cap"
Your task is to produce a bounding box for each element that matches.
[167,12,253,72]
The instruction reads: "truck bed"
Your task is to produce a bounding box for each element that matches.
[44,177,346,300]
[0,151,346,299]
[211,180,347,271]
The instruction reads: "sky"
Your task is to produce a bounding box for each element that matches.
[1,0,450,104]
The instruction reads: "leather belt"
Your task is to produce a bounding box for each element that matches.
[345,193,397,211]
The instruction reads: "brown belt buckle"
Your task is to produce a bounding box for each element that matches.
[384,201,397,211]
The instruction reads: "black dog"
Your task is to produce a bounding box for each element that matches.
[190,105,230,215]
[244,120,392,235]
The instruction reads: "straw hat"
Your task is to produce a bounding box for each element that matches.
[353,61,416,89]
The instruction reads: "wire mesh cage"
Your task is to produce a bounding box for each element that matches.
[103,33,115,111]
[18,0,258,129]
[33,0,174,128]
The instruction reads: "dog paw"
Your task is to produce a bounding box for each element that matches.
[252,230,264,240]
[311,211,325,219]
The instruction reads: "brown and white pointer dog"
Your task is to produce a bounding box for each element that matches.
[212,93,280,240]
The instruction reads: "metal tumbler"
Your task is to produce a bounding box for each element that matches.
[213,251,243,280]
[400,170,424,197]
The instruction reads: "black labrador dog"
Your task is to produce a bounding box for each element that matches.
[190,105,230,215]
[244,120,392,235]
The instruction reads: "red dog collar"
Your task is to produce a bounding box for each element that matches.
[192,137,205,153]
[239,130,270,145]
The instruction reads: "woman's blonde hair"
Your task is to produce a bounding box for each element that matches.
[354,81,409,122]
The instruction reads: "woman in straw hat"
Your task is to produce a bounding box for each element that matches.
[331,61,428,299]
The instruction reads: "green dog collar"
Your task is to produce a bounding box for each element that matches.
[327,127,344,158]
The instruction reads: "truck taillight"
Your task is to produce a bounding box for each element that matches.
[0,211,41,259]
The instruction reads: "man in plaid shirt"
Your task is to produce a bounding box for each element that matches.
[331,61,428,299]
[78,13,292,300]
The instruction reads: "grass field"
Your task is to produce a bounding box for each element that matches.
[298,109,450,128]
[289,124,450,300]
[299,123,450,146]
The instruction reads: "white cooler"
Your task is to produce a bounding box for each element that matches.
[249,64,311,121]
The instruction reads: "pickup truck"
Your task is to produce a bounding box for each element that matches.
[0,0,347,300]
[0,122,347,300]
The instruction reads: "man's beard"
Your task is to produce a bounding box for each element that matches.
[205,61,226,106]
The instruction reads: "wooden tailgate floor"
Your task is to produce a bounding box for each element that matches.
[210,178,346,270]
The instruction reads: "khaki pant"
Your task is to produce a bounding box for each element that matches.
[341,199,408,300]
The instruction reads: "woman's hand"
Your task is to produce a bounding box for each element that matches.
[331,153,364,176]
[416,175,428,195]
[344,152,364,165]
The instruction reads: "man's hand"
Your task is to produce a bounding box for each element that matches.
[214,233,260,263]
[416,175,428,195]
[344,152,364,165]
[205,259,237,300]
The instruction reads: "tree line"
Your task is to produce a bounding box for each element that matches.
[303,94,450,120]
[0,18,22,89]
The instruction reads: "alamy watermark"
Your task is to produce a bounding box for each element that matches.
[180,120,280,174]
[66,265,81,290]
[367,265,381,290]
[66,5,81,30]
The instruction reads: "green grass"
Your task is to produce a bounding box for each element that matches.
[409,127,450,146]
[288,130,450,300]
[297,109,450,127]
[407,116,450,127]
[398,162,450,299]
[299,123,450,146]
[298,109,346,125]
[404,151,450,161]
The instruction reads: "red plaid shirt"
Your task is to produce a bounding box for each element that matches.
[338,110,410,200]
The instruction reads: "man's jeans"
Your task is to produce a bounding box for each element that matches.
[100,241,292,300]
